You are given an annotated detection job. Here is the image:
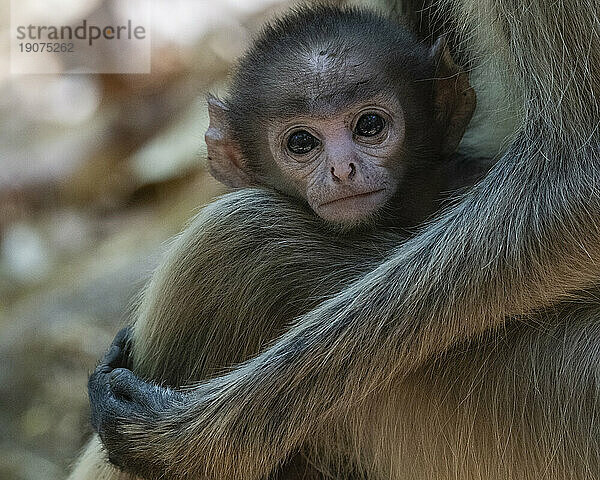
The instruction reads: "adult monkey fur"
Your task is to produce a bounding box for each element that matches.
[78,0,600,478]
[71,7,484,479]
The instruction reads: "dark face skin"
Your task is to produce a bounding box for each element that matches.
[267,92,406,224]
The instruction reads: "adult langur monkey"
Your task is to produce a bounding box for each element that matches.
[76,0,599,479]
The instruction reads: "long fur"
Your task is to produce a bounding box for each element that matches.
[69,0,600,479]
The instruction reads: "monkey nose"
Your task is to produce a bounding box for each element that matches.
[330,162,356,182]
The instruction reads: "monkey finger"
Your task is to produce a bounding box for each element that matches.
[94,327,134,375]
[88,370,120,432]
[95,345,121,374]
[109,367,136,388]
[109,368,187,415]
[107,326,134,368]
[88,363,112,399]
[109,368,148,402]
[112,325,133,346]
[113,326,135,369]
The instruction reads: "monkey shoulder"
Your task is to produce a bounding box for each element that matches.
[187,188,318,239]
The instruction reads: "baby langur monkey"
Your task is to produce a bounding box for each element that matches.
[205,7,476,229]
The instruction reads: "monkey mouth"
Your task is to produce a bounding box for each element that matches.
[319,188,387,208]
[316,188,390,224]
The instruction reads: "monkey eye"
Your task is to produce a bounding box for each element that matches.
[287,130,320,155]
[354,113,385,137]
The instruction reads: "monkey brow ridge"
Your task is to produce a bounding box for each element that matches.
[270,77,391,118]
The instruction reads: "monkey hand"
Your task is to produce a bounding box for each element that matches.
[94,326,134,371]
[88,327,186,479]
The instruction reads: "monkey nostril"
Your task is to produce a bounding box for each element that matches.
[349,163,356,179]
[330,166,340,182]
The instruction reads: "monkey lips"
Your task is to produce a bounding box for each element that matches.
[316,188,389,223]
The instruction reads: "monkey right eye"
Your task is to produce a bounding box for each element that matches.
[287,130,320,155]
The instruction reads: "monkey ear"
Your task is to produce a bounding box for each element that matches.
[429,37,476,157]
[205,95,255,188]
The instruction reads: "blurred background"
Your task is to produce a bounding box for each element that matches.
[0,0,385,478]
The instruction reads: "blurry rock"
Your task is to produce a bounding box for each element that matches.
[44,210,92,256]
[0,87,109,191]
[12,76,100,126]
[0,444,62,480]
[59,148,135,210]
[130,98,208,185]
[1,223,53,285]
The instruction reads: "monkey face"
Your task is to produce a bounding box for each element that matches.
[205,20,475,230]
[267,94,406,226]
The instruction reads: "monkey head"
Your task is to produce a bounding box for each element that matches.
[205,7,475,228]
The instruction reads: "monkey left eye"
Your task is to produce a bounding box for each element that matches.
[287,130,320,155]
[354,113,385,137]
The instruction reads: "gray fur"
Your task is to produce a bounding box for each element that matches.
[70,0,600,478]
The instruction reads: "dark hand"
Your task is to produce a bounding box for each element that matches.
[88,327,185,479]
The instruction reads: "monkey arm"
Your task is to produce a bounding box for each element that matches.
[89,132,600,479]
